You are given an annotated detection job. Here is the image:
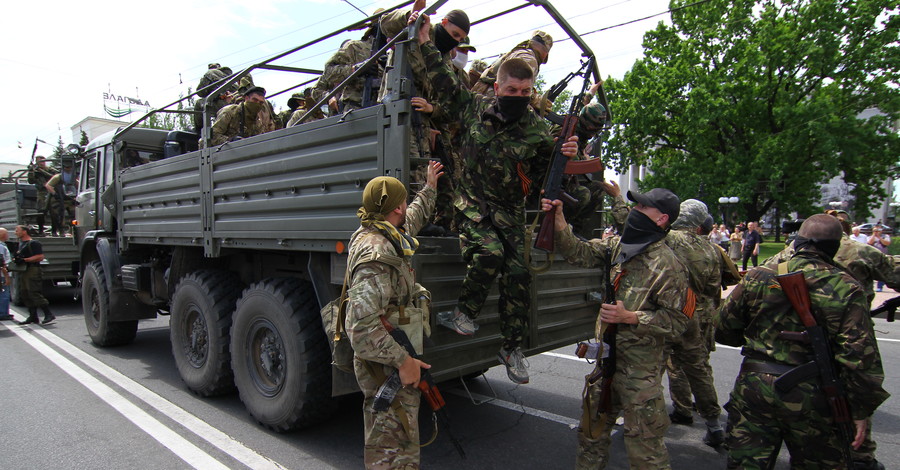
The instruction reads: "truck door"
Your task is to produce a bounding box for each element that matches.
[74,147,101,243]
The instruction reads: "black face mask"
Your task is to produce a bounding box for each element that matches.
[497,95,531,122]
[434,25,460,54]
[794,236,841,260]
[615,209,667,264]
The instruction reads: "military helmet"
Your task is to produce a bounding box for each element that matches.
[470,59,488,74]
[531,30,553,50]
[577,103,608,134]
[287,92,304,109]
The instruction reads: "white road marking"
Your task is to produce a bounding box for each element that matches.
[5,322,230,470]
[29,324,289,470]
[448,389,580,428]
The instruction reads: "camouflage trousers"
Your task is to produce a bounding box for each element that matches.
[665,317,720,420]
[456,216,530,350]
[576,334,671,470]
[355,359,421,469]
[21,266,48,308]
[724,369,851,469]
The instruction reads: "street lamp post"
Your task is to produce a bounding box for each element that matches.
[718,196,740,229]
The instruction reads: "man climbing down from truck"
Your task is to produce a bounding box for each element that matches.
[412,11,579,385]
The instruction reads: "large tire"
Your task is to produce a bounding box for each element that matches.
[10,272,24,307]
[170,270,242,397]
[82,261,138,346]
[231,277,335,432]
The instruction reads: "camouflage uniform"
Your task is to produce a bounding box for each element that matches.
[193,66,236,132]
[313,37,377,112]
[346,185,436,470]
[556,225,692,469]
[763,233,899,466]
[27,162,57,229]
[663,211,723,425]
[471,32,552,106]
[715,248,889,469]
[209,102,275,146]
[559,102,609,237]
[764,234,900,304]
[421,40,556,349]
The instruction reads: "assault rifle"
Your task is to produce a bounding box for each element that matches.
[870,296,899,322]
[372,316,466,459]
[533,57,594,253]
[360,21,387,108]
[776,270,854,468]
[584,248,618,413]
[541,59,593,127]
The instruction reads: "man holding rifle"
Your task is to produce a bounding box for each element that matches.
[345,162,442,469]
[413,11,579,384]
[716,214,889,468]
[542,188,693,469]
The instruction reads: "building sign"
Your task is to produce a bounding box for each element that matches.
[103,92,151,119]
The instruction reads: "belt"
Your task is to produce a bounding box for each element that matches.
[739,360,796,377]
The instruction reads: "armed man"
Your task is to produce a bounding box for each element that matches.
[413,11,579,384]
[45,156,78,236]
[542,188,694,469]
[311,9,386,114]
[192,63,236,133]
[344,161,442,469]
[27,155,57,235]
[208,86,276,147]
[716,214,889,468]
[763,210,899,470]
[661,199,725,447]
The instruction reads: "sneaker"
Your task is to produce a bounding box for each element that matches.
[436,309,478,336]
[497,346,529,384]
[17,317,38,326]
[669,411,694,426]
[41,315,56,325]
[703,428,726,448]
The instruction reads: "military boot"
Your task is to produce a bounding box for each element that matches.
[40,305,56,325]
[18,307,39,325]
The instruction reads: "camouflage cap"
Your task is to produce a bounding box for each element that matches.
[672,198,711,230]
[287,92,304,109]
[208,63,221,69]
[531,30,553,50]
[577,102,608,134]
[457,36,476,52]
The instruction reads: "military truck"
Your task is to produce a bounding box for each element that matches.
[0,169,79,305]
[74,0,609,432]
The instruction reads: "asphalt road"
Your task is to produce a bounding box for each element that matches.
[1,284,897,469]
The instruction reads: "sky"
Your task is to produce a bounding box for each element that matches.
[0,0,673,166]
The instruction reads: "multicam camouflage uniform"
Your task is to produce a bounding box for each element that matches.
[193,66,236,132]
[556,224,692,470]
[762,233,899,466]
[313,37,376,112]
[422,40,556,349]
[209,103,275,146]
[471,32,552,104]
[346,185,436,470]
[663,200,723,426]
[27,162,57,228]
[716,248,889,469]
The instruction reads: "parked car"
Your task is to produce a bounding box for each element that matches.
[856,223,894,235]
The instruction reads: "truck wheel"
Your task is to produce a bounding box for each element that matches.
[82,261,138,346]
[231,277,335,431]
[170,270,242,397]
[10,272,24,307]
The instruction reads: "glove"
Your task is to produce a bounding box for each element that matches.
[353,60,375,74]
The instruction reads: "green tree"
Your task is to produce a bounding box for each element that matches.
[604,0,900,222]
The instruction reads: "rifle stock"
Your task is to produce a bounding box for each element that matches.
[595,248,618,413]
[870,296,899,322]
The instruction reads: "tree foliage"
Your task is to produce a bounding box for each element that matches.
[603,0,900,222]
[141,90,196,132]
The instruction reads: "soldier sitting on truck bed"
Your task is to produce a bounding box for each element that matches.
[209,86,277,146]
[193,63,237,134]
